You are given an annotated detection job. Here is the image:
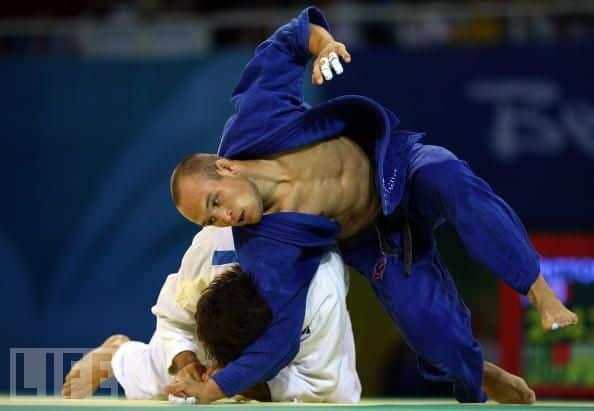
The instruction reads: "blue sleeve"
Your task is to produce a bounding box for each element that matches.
[230,6,329,108]
[218,7,330,158]
[212,228,327,396]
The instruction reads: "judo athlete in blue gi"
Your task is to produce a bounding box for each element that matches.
[169,7,577,404]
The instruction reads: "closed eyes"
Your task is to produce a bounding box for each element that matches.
[202,194,221,227]
[205,195,220,226]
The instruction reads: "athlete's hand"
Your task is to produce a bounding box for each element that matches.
[165,376,225,403]
[171,350,202,374]
[312,42,351,85]
[176,361,206,384]
[308,23,351,86]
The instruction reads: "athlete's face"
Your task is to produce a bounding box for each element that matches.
[176,173,263,227]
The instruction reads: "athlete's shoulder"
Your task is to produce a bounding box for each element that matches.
[191,226,235,251]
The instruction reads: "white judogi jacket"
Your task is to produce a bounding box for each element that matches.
[112,227,361,403]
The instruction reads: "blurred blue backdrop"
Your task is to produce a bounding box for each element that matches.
[0,52,253,389]
[1,43,593,391]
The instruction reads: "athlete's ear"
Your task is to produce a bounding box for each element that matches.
[215,158,238,176]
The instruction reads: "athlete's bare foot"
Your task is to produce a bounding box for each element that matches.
[482,361,535,404]
[61,334,129,399]
[528,274,578,331]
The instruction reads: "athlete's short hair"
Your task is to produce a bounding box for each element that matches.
[195,265,272,366]
[170,153,220,206]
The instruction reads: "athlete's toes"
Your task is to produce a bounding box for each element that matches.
[68,384,89,399]
[548,310,578,330]
[526,389,536,404]
[558,309,578,323]
[541,313,556,330]
[62,382,72,398]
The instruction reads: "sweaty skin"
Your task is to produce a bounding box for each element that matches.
[258,136,379,240]
[176,137,379,240]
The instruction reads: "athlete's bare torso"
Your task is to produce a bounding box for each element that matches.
[260,136,380,239]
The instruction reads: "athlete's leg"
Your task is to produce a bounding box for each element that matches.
[110,334,173,399]
[341,224,536,403]
[357,244,486,403]
[405,144,577,330]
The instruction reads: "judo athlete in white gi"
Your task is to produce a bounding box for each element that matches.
[61,226,361,403]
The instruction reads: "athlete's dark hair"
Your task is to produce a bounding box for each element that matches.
[170,153,220,206]
[195,265,272,366]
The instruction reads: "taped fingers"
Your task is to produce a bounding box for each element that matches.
[312,43,351,85]
[328,52,343,75]
[319,57,333,81]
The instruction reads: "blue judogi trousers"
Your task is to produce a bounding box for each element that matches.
[341,144,539,402]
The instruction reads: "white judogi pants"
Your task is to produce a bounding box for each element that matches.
[111,335,172,400]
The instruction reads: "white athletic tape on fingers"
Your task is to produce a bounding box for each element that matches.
[551,322,560,330]
[320,57,333,80]
[328,52,343,75]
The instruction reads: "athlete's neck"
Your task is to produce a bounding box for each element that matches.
[236,159,288,214]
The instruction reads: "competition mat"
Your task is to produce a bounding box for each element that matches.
[2,397,594,411]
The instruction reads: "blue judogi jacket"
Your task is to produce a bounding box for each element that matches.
[211,7,422,396]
